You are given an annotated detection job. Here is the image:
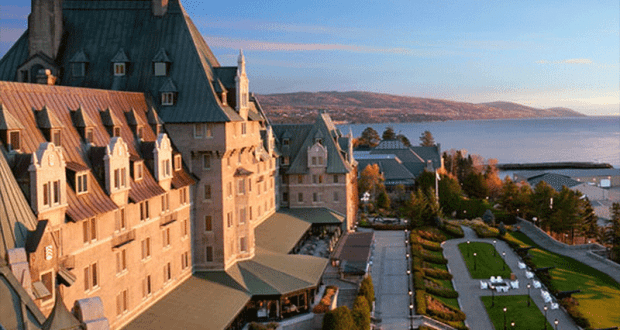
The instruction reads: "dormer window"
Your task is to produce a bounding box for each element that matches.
[282,156,290,166]
[51,129,62,146]
[283,138,290,146]
[8,130,20,151]
[113,127,121,137]
[152,48,171,77]
[161,92,174,106]
[85,128,94,144]
[114,63,126,76]
[174,154,182,171]
[76,172,88,194]
[69,50,89,78]
[137,126,144,139]
[134,161,144,181]
[154,63,167,76]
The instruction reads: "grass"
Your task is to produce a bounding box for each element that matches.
[507,231,620,328]
[458,242,512,279]
[481,295,552,330]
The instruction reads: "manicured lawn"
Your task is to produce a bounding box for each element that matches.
[481,295,552,330]
[458,242,512,279]
[507,231,620,328]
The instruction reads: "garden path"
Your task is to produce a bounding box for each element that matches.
[442,226,578,330]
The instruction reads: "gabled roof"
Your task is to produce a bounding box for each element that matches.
[100,108,121,127]
[68,49,89,63]
[41,290,82,330]
[152,48,171,63]
[34,105,64,129]
[124,108,146,126]
[146,107,164,126]
[273,113,353,174]
[0,103,24,130]
[110,48,130,63]
[357,157,415,184]
[0,258,46,330]
[528,173,581,192]
[70,105,96,128]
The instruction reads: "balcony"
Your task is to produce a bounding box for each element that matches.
[160,212,177,227]
[112,229,136,248]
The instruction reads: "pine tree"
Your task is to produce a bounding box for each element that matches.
[419,130,435,146]
[382,126,396,140]
[580,197,598,241]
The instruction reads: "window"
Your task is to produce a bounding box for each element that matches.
[333,175,339,183]
[248,179,252,192]
[8,131,20,151]
[53,180,60,204]
[282,157,289,166]
[116,289,128,316]
[319,157,324,165]
[298,175,303,184]
[227,182,232,197]
[142,275,152,298]
[154,62,167,76]
[82,218,97,244]
[237,179,245,195]
[202,154,211,170]
[205,124,212,138]
[194,124,204,138]
[182,219,188,237]
[163,159,171,177]
[312,157,317,165]
[43,183,49,206]
[226,157,231,167]
[161,193,169,213]
[282,192,288,202]
[239,207,246,224]
[116,249,127,274]
[249,207,253,221]
[298,193,303,203]
[72,63,85,77]
[40,271,53,303]
[141,237,151,260]
[135,162,143,181]
[161,92,174,106]
[114,169,120,189]
[312,175,318,184]
[52,129,61,146]
[283,138,290,146]
[114,63,125,76]
[85,128,94,144]
[174,154,182,171]
[334,191,339,202]
[140,201,150,221]
[241,123,247,136]
[206,246,213,262]
[83,262,98,291]
[319,175,323,184]
[163,262,172,283]
[113,126,121,137]
[313,192,319,202]
[121,168,126,187]
[227,212,233,228]
[181,252,190,270]
[76,173,88,194]
[180,188,187,205]
[240,237,247,252]
[204,184,211,200]
[162,227,171,248]
[116,208,126,232]
[204,216,212,231]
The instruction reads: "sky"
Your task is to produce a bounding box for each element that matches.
[1,0,618,116]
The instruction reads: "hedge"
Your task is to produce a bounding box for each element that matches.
[416,229,447,243]
[415,290,427,315]
[358,276,375,310]
[419,240,444,252]
[352,296,371,330]
[443,224,465,238]
[322,306,354,330]
[423,268,453,280]
[421,252,448,264]
[425,286,459,298]
[413,271,425,290]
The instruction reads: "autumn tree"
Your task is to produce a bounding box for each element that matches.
[355,127,381,149]
[483,159,503,200]
[358,164,384,198]
[396,133,411,147]
[499,176,519,215]
[322,306,355,330]
[419,130,435,146]
[549,187,583,243]
[382,126,396,140]
[608,203,620,262]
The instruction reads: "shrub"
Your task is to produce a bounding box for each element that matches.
[351,296,370,330]
[425,286,459,298]
[248,322,278,330]
[313,286,338,313]
[416,228,447,242]
[322,306,355,330]
[413,271,425,290]
[358,276,375,311]
[415,290,427,315]
[419,239,443,252]
[423,268,453,280]
[443,224,464,238]
[412,256,424,272]
[421,252,448,264]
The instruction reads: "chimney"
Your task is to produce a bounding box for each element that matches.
[28,0,63,59]
[152,0,169,16]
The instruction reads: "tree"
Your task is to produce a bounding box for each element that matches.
[355,127,380,149]
[462,172,488,200]
[396,133,411,147]
[382,126,396,140]
[609,203,620,262]
[498,221,507,237]
[531,181,556,229]
[358,164,384,198]
[419,130,435,146]
[358,276,375,311]
[483,209,495,226]
[549,187,583,243]
[437,174,462,216]
[376,189,391,210]
[351,296,370,330]
[580,198,598,241]
[415,170,436,192]
[499,176,519,214]
[322,306,355,330]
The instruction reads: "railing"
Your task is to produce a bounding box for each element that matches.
[112,229,136,248]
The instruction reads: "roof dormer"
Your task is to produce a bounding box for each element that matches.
[34,105,63,147]
[308,142,327,168]
[28,142,67,221]
[104,137,130,201]
[124,108,146,140]
[146,107,164,136]
[70,105,96,144]
[68,50,89,78]
[0,103,25,152]
[111,49,130,76]
[152,48,171,76]
[100,108,122,137]
[153,133,173,190]
[66,162,91,196]
[159,78,177,106]
[214,79,228,106]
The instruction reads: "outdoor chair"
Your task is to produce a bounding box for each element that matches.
[480,281,488,290]
[526,271,534,279]
[533,280,541,288]
[551,302,559,310]
[497,276,503,282]
[510,280,519,289]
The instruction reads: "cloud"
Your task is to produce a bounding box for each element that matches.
[536,58,592,65]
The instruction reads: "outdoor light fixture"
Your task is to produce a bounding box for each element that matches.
[503,307,507,330]
[527,283,531,306]
[493,240,497,256]
[407,270,410,275]
[554,319,559,330]
[473,252,477,270]
[543,305,548,329]
[511,321,515,328]
[467,240,470,257]
[490,285,495,306]
[502,251,506,270]
[408,291,412,296]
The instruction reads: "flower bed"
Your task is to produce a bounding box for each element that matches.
[312,286,338,314]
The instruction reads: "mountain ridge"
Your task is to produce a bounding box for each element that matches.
[256,91,585,124]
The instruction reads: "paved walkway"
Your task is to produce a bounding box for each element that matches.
[442,226,579,330]
[517,219,620,284]
[371,231,412,330]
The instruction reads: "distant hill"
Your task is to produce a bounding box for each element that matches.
[256,91,585,124]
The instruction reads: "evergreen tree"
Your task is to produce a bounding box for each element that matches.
[355,127,381,148]
[610,203,620,262]
[322,306,355,330]
[351,296,370,330]
[580,197,598,240]
[499,176,519,214]
[419,130,435,146]
[532,181,556,229]
[358,276,375,310]
[396,133,411,147]
[376,189,391,210]
[483,209,495,226]
[382,126,396,140]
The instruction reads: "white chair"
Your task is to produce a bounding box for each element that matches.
[480,281,488,290]
[533,280,541,288]
[518,262,526,269]
[490,276,496,283]
[497,276,503,282]
[500,286,509,293]
[551,302,559,310]
[510,280,519,289]
[526,271,534,279]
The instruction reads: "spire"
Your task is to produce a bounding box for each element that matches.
[237,49,246,75]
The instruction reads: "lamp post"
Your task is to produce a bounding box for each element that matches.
[490,285,495,307]
[473,252,477,271]
[467,240,470,257]
[554,319,559,330]
[502,251,506,271]
[511,321,515,328]
[503,307,507,330]
[527,283,531,307]
[493,240,497,256]
[543,305,548,330]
